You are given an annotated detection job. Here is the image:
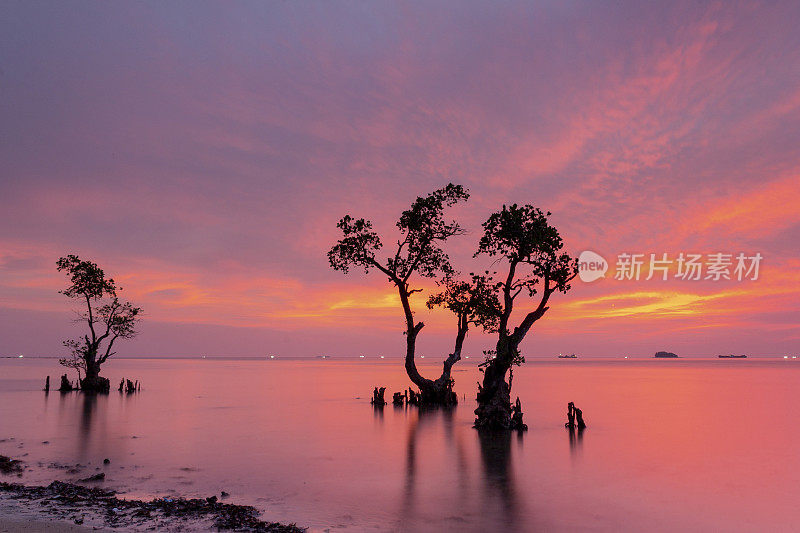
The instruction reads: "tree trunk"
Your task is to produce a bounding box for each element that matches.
[474,338,515,430]
[80,361,110,393]
[474,363,513,429]
[401,302,461,405]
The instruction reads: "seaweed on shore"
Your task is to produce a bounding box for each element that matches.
[0,480,304,532]
[0,455,24,475]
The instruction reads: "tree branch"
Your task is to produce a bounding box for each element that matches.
[368,257,395,280]
[96,301,120,344]
[98,334,118,364]
[512,273,553,344]
[84,294,96,343]
[402,236,432,283]
[498,260,518,335]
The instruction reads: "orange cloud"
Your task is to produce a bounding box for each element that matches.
[682,173,800,238]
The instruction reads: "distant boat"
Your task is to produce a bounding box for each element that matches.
[654,351,679,358]
[558,353,578,359]
[268,355,276,359]
[17,354,24,358]
[359,355,365,359]
[317,355,330,359]
[718,354,747,358]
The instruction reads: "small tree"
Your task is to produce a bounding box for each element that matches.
[426,273,502,378]
[328,184,470,404]
[472,205,577,430]
[59,340,87,382]
[57,255,142,392]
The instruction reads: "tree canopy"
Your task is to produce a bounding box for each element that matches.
[328,183,469,283]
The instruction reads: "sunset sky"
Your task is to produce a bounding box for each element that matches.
[1,1,798,358]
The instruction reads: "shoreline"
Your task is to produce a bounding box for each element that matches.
[0,479,304,532]
[0,504,90,532]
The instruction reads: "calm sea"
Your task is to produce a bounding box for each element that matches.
[1,357,799,532]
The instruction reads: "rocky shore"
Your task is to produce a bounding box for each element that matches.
[0,477,304,532]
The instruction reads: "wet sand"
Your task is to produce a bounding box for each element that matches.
[0,498,90,532]
[0,520,88,533]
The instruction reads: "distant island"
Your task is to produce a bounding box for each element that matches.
[719,354,747,358]
[654,351,679,358]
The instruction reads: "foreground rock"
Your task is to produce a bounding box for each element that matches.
[0,480,304,532]
[0,455,24,475]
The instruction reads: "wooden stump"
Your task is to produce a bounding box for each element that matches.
[392,391,405,405]
[407,388,420,406]
[58,374,73,392]
[566,402,586,429]
[510,397,528,431]
[574,405,587,429]
[370,386,387,406]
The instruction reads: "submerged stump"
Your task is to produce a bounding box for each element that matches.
[58,374,73,392]
[119,378,140,394]
[80,375,110,393]
[510,397,528,431]
[370,386,387,406]
[575,405,586,429]
[565,402,587,429]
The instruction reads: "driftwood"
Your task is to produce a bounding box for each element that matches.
[370,386,387,406]
[566,402,587,429]
[392,391,406,405]
[58,374,73,392]
[44,376,50,392]
[510,397,528,431]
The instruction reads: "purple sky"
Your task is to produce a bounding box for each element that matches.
[1,1,799,358]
